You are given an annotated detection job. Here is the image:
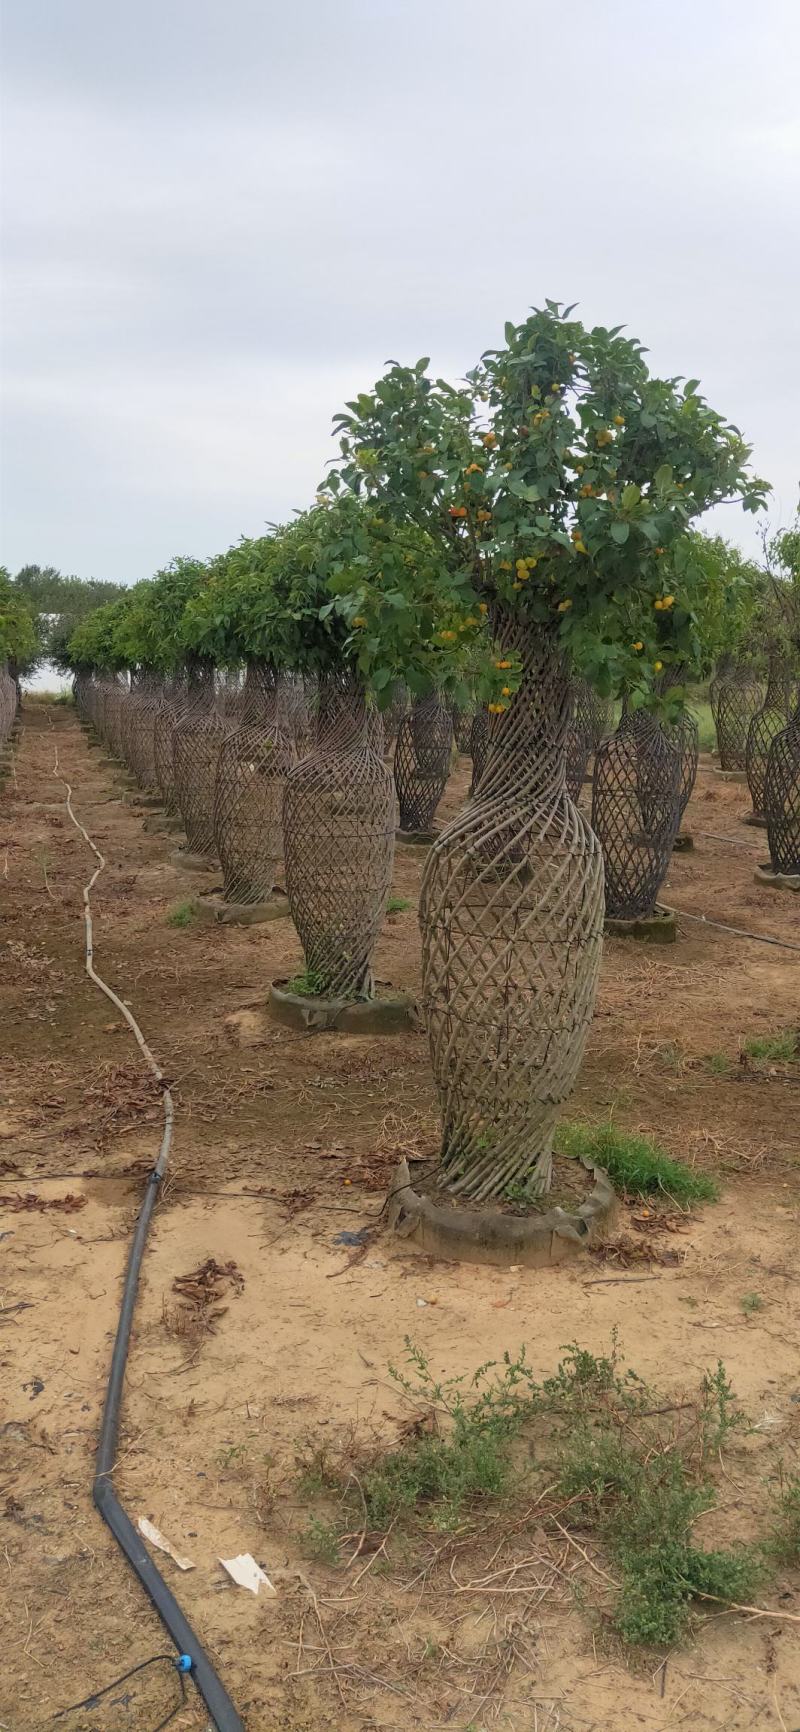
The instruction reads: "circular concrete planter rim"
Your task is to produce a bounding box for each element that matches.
[754,862,800,892]
[743,812,768,829]
[170,848,218,873]
[711,767,748,783]
[192,892,291,926]
[387,1155,617,1268]
[268,979,418,1034]
[604,904,676,943]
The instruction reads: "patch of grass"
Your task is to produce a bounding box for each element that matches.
[740,1291,764,1316]
[743,1030,799,1062]
[297,1339,767,1647]
[166,900,196,928]
[285,966,330,998]
[386,895,412,914]
[691,699,716,754]
[556,1120,719,1205]
[703,1046,734,1073]
[303,1516,341,1565]
[768,1475,800,1565]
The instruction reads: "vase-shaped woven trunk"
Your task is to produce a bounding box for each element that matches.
[383,681,409,756]
[172,661,227,861]
[746,659,792,821]
[394,694,454,833]
[0,666,17,741]
[450,703,475,756]
[213,662,296,905]
[99,675,126,758]
[282,673,395,999]
[469,708,490,797]
[764,705,800,873]
[124,674,163,791]
[715,661,763,770]
[419,617,604,1202]
[592,711,682,919]
[154,680,187,816]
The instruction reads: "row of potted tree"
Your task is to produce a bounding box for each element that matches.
[67,303,800,1216]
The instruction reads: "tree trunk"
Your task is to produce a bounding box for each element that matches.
[282,672,395,998]
[172,659,226,861]
[394,693,453,834]
[592,709,682,919]
[764,703,800,873]
[213,661,296,905]
[746,657,792,821]
[419,614,604,1201]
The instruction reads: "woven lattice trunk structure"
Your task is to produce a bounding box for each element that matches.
[592,711,682,919]
[383,681,409,756]
[122,674,163,791]
[394,694,454,833]
[0,666,17,742]
[468,708,490,797]
[153,680,187,816]
[656,667,699,828]
[98,675,127,758]
[282,672,395,999]
[746,659,792,821]
[419,617,604,1202]
[764,704,800,873]
[450,703,476,756]
[213,661,296,905]
[172,662,227,861]
[714,661,763,770]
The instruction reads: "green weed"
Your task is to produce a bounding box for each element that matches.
[556,1120,719,1204]
[166,900,196,929]
[303,1516,341,1565]
[386,895,412,914]
[285,967,330,998]
[743,1030,799,1062]
[767,1476,800,1565]
[740,1292,763,1316]
[705,1053,732,1077]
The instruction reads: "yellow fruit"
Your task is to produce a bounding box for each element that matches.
[353,616,367,627]
[632,641,643,651]
[501,686,512,696]
[440,629,456,641]
[482,432,497,446]
[512,581,522,590]
[574,541,588,555]
[557,598,573,612]
[465,463,483,474]
[654,599,663,610]
[476,509,491,522]
[499,560,512,571]
[464,616,477,626]
[479,602,488,614]
[654,660,663,672]
[517,571,529,582]
[662,594,675,608]
[613,415,625,427]
[495,658,512,669]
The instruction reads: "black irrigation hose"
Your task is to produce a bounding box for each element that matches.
[52,736,245,1732]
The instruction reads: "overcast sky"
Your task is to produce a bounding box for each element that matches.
[1,0,798,585]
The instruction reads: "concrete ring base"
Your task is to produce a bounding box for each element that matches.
[387,1156,618,1268]
[743,813,768,829]
[396,829,438,847]
[604,906,677,944]
[170,848,219,873]
[754,863,800,892]
[192,893,291,926]
[267,980,419,1034]
[711,767,748,783]
[672,832,694,852]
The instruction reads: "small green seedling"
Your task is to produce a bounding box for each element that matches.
[740,1292,763,1316]
[386,895,412,914]
[166,900,196,929]
[743,1031,798,1063]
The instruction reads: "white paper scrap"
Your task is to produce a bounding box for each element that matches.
[137,1517,195,1571]
[218,1552,276,1595]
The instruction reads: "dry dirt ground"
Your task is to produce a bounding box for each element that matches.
[1,703,799,1732]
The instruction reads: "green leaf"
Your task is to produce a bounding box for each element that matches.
[654,464,673,489]
[610,522,630,545]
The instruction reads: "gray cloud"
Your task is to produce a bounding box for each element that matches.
[2,0,798,582]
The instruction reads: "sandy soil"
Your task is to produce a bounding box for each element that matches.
[1,705,799,1732]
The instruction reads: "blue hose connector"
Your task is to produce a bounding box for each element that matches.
[176,1654,193,1673]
